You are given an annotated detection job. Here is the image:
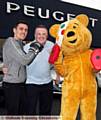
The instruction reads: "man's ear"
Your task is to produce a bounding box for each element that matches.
[49,24,60,38]
[13,28,16,34]
[76,14,89,27]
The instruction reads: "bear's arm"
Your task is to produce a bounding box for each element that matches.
[54,51,65,77]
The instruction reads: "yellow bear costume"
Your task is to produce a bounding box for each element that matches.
[49,14,97,120]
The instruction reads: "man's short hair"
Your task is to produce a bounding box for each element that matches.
[34,25,48,34]
[14,20,29,28]
[35,25,48,30]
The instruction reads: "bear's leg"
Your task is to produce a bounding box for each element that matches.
[60,85,80,120]
[80,88,97,120]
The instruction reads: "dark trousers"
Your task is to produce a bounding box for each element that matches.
[26,81,53,115]
[2,82,26,115]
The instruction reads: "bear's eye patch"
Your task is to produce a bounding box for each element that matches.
[73,23,79,29]
[73,26,77,29]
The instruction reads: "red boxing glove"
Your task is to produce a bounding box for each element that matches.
[91,48,101,70]
[49,44,60,64]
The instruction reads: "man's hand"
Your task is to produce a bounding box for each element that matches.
[54,73,61,85]
[2,65,8,75]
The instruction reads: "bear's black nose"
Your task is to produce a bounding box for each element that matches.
[67,31,75,37]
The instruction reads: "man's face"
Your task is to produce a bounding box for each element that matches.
[35,28,48,45]
[13,23,28,41]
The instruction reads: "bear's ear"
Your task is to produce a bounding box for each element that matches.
[49,24,60,38]
[76,14,89,27]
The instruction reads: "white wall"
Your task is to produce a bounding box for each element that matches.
[61,0,101,10]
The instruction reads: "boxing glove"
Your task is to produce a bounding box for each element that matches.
[29,42,43,54]
[49,44,60,64]
[91,48,101,70]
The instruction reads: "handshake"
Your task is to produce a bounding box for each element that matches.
[29,41,43,55]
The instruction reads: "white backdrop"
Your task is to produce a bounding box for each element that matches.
[61,0,101,10]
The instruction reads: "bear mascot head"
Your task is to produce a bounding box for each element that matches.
[49,14,92,63]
